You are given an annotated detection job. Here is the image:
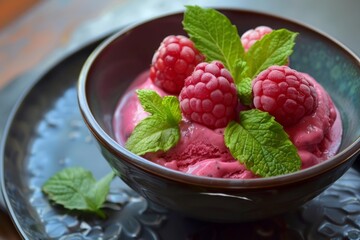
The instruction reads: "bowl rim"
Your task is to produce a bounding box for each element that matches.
[78,7,360,189]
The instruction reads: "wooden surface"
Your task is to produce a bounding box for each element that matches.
[0,213,19,240]
[0,0,126,89]
[0,0,39,29]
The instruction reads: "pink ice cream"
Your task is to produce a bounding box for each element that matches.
[285,73,342,169]
[113,71,342,179]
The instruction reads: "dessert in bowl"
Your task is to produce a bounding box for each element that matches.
[78,7,360,221]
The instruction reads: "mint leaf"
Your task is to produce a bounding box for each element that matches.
[88,171,115,215]
[42,168,115,218]
[137,89,164,116]
[224,109,301,177]
[125,90,181,155]
[183,7,298,106]
[125,115,180,155]
[233,59,248,85]
[244,29,298,79]
[236,29,298,105]
[162,96,182,124]
[136,89,181,122]
[237,77,253,106]
[183,5,244,75]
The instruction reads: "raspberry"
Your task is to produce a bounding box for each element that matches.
[241,26,273,51]
[150,35,205,94]
[252,65,318,126]
[179,61,238,129]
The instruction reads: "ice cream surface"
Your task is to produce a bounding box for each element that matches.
[285,73,342,169]
[113,72,256,179]
[112,6,342,179]
[113,70,342,179]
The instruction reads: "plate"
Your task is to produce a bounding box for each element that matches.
[1,36,360,240]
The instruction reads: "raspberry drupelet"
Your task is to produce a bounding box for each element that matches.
[252,65,318,126]
[150,35,205,94]
[179,61,238,129]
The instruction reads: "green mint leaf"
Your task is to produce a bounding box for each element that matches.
[137,89,164,116]
[224,109,301,177]
[233,59,253,105]
[236,29,298,105]
[183,7,298,108]
[137,89,181,123]
[125,116,180,155]
[183,5,244,74]
[162,96,182,124]
[42,168,115,218]
[244,29,298,79]
[237,77,253,106]
[233,59,248,85]
[126,90,181,155]
[88,171,116,217]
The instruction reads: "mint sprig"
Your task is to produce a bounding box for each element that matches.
[183,6,298,106]
[125,89,181,155]
[183,6,301,177]
[183,5,244,76]
[244,29,298,79]
[237,29,298,105]
[42,167,115,218]
[225,110,301,177]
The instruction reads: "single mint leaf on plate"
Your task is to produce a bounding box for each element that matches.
[125,115,180,155]
[42,167,115,218]
[224,109,301,177]
[182,5,244,75]
[244,29,298,79]
[126,90,181,155]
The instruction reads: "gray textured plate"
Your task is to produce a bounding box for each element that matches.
[1,37,360,240]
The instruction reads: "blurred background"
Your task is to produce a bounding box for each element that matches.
[0,0,359,239]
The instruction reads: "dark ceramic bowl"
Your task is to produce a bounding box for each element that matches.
[78,9,360,222]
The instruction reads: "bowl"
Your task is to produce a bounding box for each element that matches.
[78,8,360,222]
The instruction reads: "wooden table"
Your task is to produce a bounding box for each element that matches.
[0,0,359,238]
[0,0,129,89]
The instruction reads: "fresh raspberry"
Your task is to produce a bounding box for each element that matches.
[241,26,273,51]
[179,61,238,129]
[252,65,318,126]
[150,35,205,94]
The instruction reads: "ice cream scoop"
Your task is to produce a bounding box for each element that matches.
[113,69,342,178]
